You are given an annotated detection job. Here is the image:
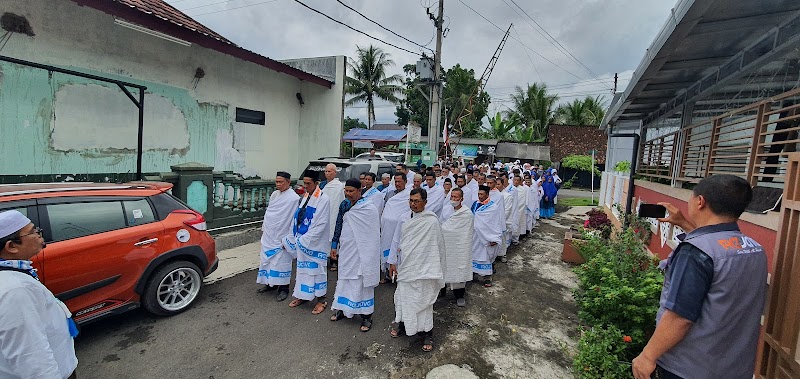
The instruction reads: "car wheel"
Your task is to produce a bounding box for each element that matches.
[142,261,203,316]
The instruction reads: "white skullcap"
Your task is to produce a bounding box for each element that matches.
[381,173,391,178]
[0,210,32,239]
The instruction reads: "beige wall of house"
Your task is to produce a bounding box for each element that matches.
[0,0,344,179]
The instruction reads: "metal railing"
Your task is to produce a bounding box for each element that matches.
[638,88,800,187]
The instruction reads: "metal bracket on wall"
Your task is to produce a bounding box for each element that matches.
[0,54,148,180]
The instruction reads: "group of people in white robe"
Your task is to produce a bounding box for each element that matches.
[256,161,548,352]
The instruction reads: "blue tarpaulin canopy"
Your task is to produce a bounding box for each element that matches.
[342,128,406,142]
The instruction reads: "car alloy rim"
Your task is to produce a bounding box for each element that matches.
[157,267,201,311]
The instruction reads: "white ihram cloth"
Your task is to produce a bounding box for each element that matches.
[380,187,411,271]
[463,179,479,207]
[0,272,78,379]
[257,188,299,286]
[362,186,385,216]
[471,199,504,276]
[322,178,345,239]
[499,189,515,256]
[534,180,544,220]
[525,184,536,232]
[439,202,454,223]
[391,211,446,335]
[422,182,446,218]
[441,206,474,285]
[284,187,331,300]
[512,184,528,241]
[332,198,381,317]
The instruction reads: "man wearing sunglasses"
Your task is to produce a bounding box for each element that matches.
[0,210,78,379]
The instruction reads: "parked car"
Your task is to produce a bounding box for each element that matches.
[0,182,217,324]
[303,157,397,187]
[354,151,405,162]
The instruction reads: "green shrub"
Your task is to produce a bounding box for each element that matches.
[572,228,663,378]
[573,325,640,379]
[613,161,631,172]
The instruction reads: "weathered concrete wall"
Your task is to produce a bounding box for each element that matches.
[0,0,343,179]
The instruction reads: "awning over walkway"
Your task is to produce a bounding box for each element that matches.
[602,0,800,129]
[342,128,406,142]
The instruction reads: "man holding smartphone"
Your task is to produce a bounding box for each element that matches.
[632,174,767,379]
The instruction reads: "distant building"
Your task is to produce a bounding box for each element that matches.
[0,0,345,181]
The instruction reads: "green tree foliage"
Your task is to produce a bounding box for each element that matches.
[484,112,519,139]
[345,45,403,129]
[505,83,558,142]
[613,160,632,172]
[395,63,489,138]
[555,95,607,126]
[562,155,601,175]
[444,64,490,138]
[343,116,367,132]
[395,64,432,134]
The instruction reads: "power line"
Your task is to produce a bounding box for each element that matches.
[189,0,281,17]
[512,25,541,83]
[291,0,423,56]
[508,0,605,85]
[335,0,433,52]
[456,0,584,81]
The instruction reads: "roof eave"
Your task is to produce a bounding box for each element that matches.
[73,0,333,88]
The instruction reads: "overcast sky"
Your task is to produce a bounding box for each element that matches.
[167,0,677,125]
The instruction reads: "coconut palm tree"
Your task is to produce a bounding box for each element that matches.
[345,45,403,129]
[555,96,607,126]
[505,83,558,141]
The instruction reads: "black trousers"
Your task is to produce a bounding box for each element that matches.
[652,365,682,379]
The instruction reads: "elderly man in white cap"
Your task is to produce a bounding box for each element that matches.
[0,210,78,379]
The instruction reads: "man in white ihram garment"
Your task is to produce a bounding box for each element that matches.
[329,179,380,332]
[421,171,445,218]
[256,171,299,302]
[380,173,411,283]
[471,185,504,288]
[322,163,345,271]
[361,172,385,215]
[286,170,331,315]
[0,210,78,379]
[439,188,474,307]
[388,188,446,353]
[496,175,515,263]
[511,175,528,244]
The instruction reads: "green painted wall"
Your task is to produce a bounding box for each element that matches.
[0,61,231,176]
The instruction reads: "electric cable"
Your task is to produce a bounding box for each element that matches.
[335,0,433,52]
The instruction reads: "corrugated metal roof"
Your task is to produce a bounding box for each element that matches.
[342,128,407,142]
[603,0,800,128]
[115,0,232,44]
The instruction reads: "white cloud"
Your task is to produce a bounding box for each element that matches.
[170,0,678,124]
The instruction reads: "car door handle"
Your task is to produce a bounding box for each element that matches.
[134,238,159,246]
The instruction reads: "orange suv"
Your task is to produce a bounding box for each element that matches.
[0,182,217,324]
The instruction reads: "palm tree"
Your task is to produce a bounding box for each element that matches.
[583,95,607,126]
[505,84,558,141]
[555,99,589,126]
[345,45,403,129]
[555,96,607,126]
[485,112,519,139]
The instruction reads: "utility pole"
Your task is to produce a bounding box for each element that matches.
[428,0,444,155]
[613,72,618,94]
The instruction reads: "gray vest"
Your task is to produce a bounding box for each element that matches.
[657,225,767,379]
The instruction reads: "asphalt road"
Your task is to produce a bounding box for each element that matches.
[75,270,427,379]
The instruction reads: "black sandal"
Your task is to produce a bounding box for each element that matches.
[483,279,493,288]
[390,322,403,338]
[330,310,345,322]
[422,334,433,352]
[360,317,372,332]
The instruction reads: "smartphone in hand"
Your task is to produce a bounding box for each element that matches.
[638,204,667,219]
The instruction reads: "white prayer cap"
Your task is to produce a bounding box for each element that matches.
[381,173,391,178]
[0,210,32,239]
